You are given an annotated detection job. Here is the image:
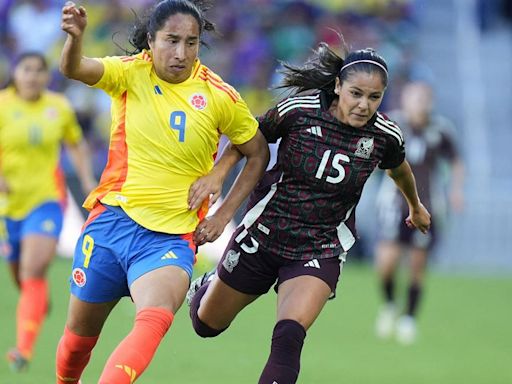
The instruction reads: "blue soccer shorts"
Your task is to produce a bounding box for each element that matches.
[3,201,63,262]
[70,204,196,303]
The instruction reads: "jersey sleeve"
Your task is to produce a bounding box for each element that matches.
[218,92,259,145]
[256,103,290,143]
[91,56,129,97]
[60,97,83,145]
[378,131,406,170]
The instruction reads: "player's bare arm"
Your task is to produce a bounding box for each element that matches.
[194,130,269,245]
[386,160,431,233]
[188,142,244,211]
[60,1,103,85]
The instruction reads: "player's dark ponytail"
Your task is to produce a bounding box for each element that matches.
[277,34,388,96]
[277,38,348,96]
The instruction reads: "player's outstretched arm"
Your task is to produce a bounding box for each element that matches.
[386,160,431,234]
[188,142,244,211]
[60,1,103,85]
[193,130,269,245]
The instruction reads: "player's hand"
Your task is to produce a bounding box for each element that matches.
[193,215,228,246]
[61,1,87,38]
[405,202,431,234]
[188,172,223,211]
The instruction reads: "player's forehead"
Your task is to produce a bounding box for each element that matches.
[155,13,200,39]
[343,71,386,93]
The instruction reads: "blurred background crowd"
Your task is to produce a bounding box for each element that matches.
[1,0,511,272]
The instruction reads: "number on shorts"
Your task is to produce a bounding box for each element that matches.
[82,234,95,268]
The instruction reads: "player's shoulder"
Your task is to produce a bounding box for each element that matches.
[104,51,153,73]
[275,91,322,118]
[373,111,404,146]
[119,50,152,64]
[196,63,240,103]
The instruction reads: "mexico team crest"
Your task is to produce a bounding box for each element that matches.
[222,249,240,273]
[355,137,374,159]
[190,93,207,110]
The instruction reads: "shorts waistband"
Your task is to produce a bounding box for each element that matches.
[102,203,131,220]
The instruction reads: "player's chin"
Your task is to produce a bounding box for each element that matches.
[349,117,368,128]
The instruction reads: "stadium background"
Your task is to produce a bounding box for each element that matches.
[0,0,511,383]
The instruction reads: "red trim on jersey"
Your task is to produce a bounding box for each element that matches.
[121,56,136,62]
[201,68,239,97]
[83,92,129,210]
[192,63,202,79]
[199,75,238,103]
[82,204,107,232]
[199,68,239,103]
[197,198,209,223]
[180,232,197,255]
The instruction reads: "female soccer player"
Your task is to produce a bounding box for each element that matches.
[188,42,431,383]
[55,1,268,383]
[374,80,464,345]
[0,52,95,372]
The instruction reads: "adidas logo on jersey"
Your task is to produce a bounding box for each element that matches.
[304,259,320,269]
[161,251,178,260]
[306,126,323,137]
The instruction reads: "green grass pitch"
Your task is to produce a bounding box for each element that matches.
[1,257,511,383]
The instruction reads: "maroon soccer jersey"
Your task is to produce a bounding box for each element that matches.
[240,92,405,260]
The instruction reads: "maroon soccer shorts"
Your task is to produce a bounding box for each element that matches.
[216,226,343,297]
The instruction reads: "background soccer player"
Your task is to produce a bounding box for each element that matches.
[374,80,465,345]
[188,40,431,383]
[0,51,95,372]
[55,1,268,383]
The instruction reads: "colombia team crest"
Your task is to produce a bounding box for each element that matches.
[72,268,87,287]
[189,93,207,110]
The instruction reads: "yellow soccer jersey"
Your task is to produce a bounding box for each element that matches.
[85,50,258,234]
[0,88,83,219]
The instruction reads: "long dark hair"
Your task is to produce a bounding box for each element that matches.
[278,36,388,96]
[129,0,216,53]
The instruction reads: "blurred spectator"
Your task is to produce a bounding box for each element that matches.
[8,0,62,56]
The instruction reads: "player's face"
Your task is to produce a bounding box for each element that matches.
[13,56,49,101]
[334,72,385,128]
[401,82,433,129]
[149,13,200,84]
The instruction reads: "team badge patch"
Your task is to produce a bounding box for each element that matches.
[355,137,374,159]
[190,93,207,110]
[222,249,240,273]
[72,268,87,287]
[41,219,56,233]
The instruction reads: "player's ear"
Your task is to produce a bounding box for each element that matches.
[147,32,154,51]
[334,77,341,95]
